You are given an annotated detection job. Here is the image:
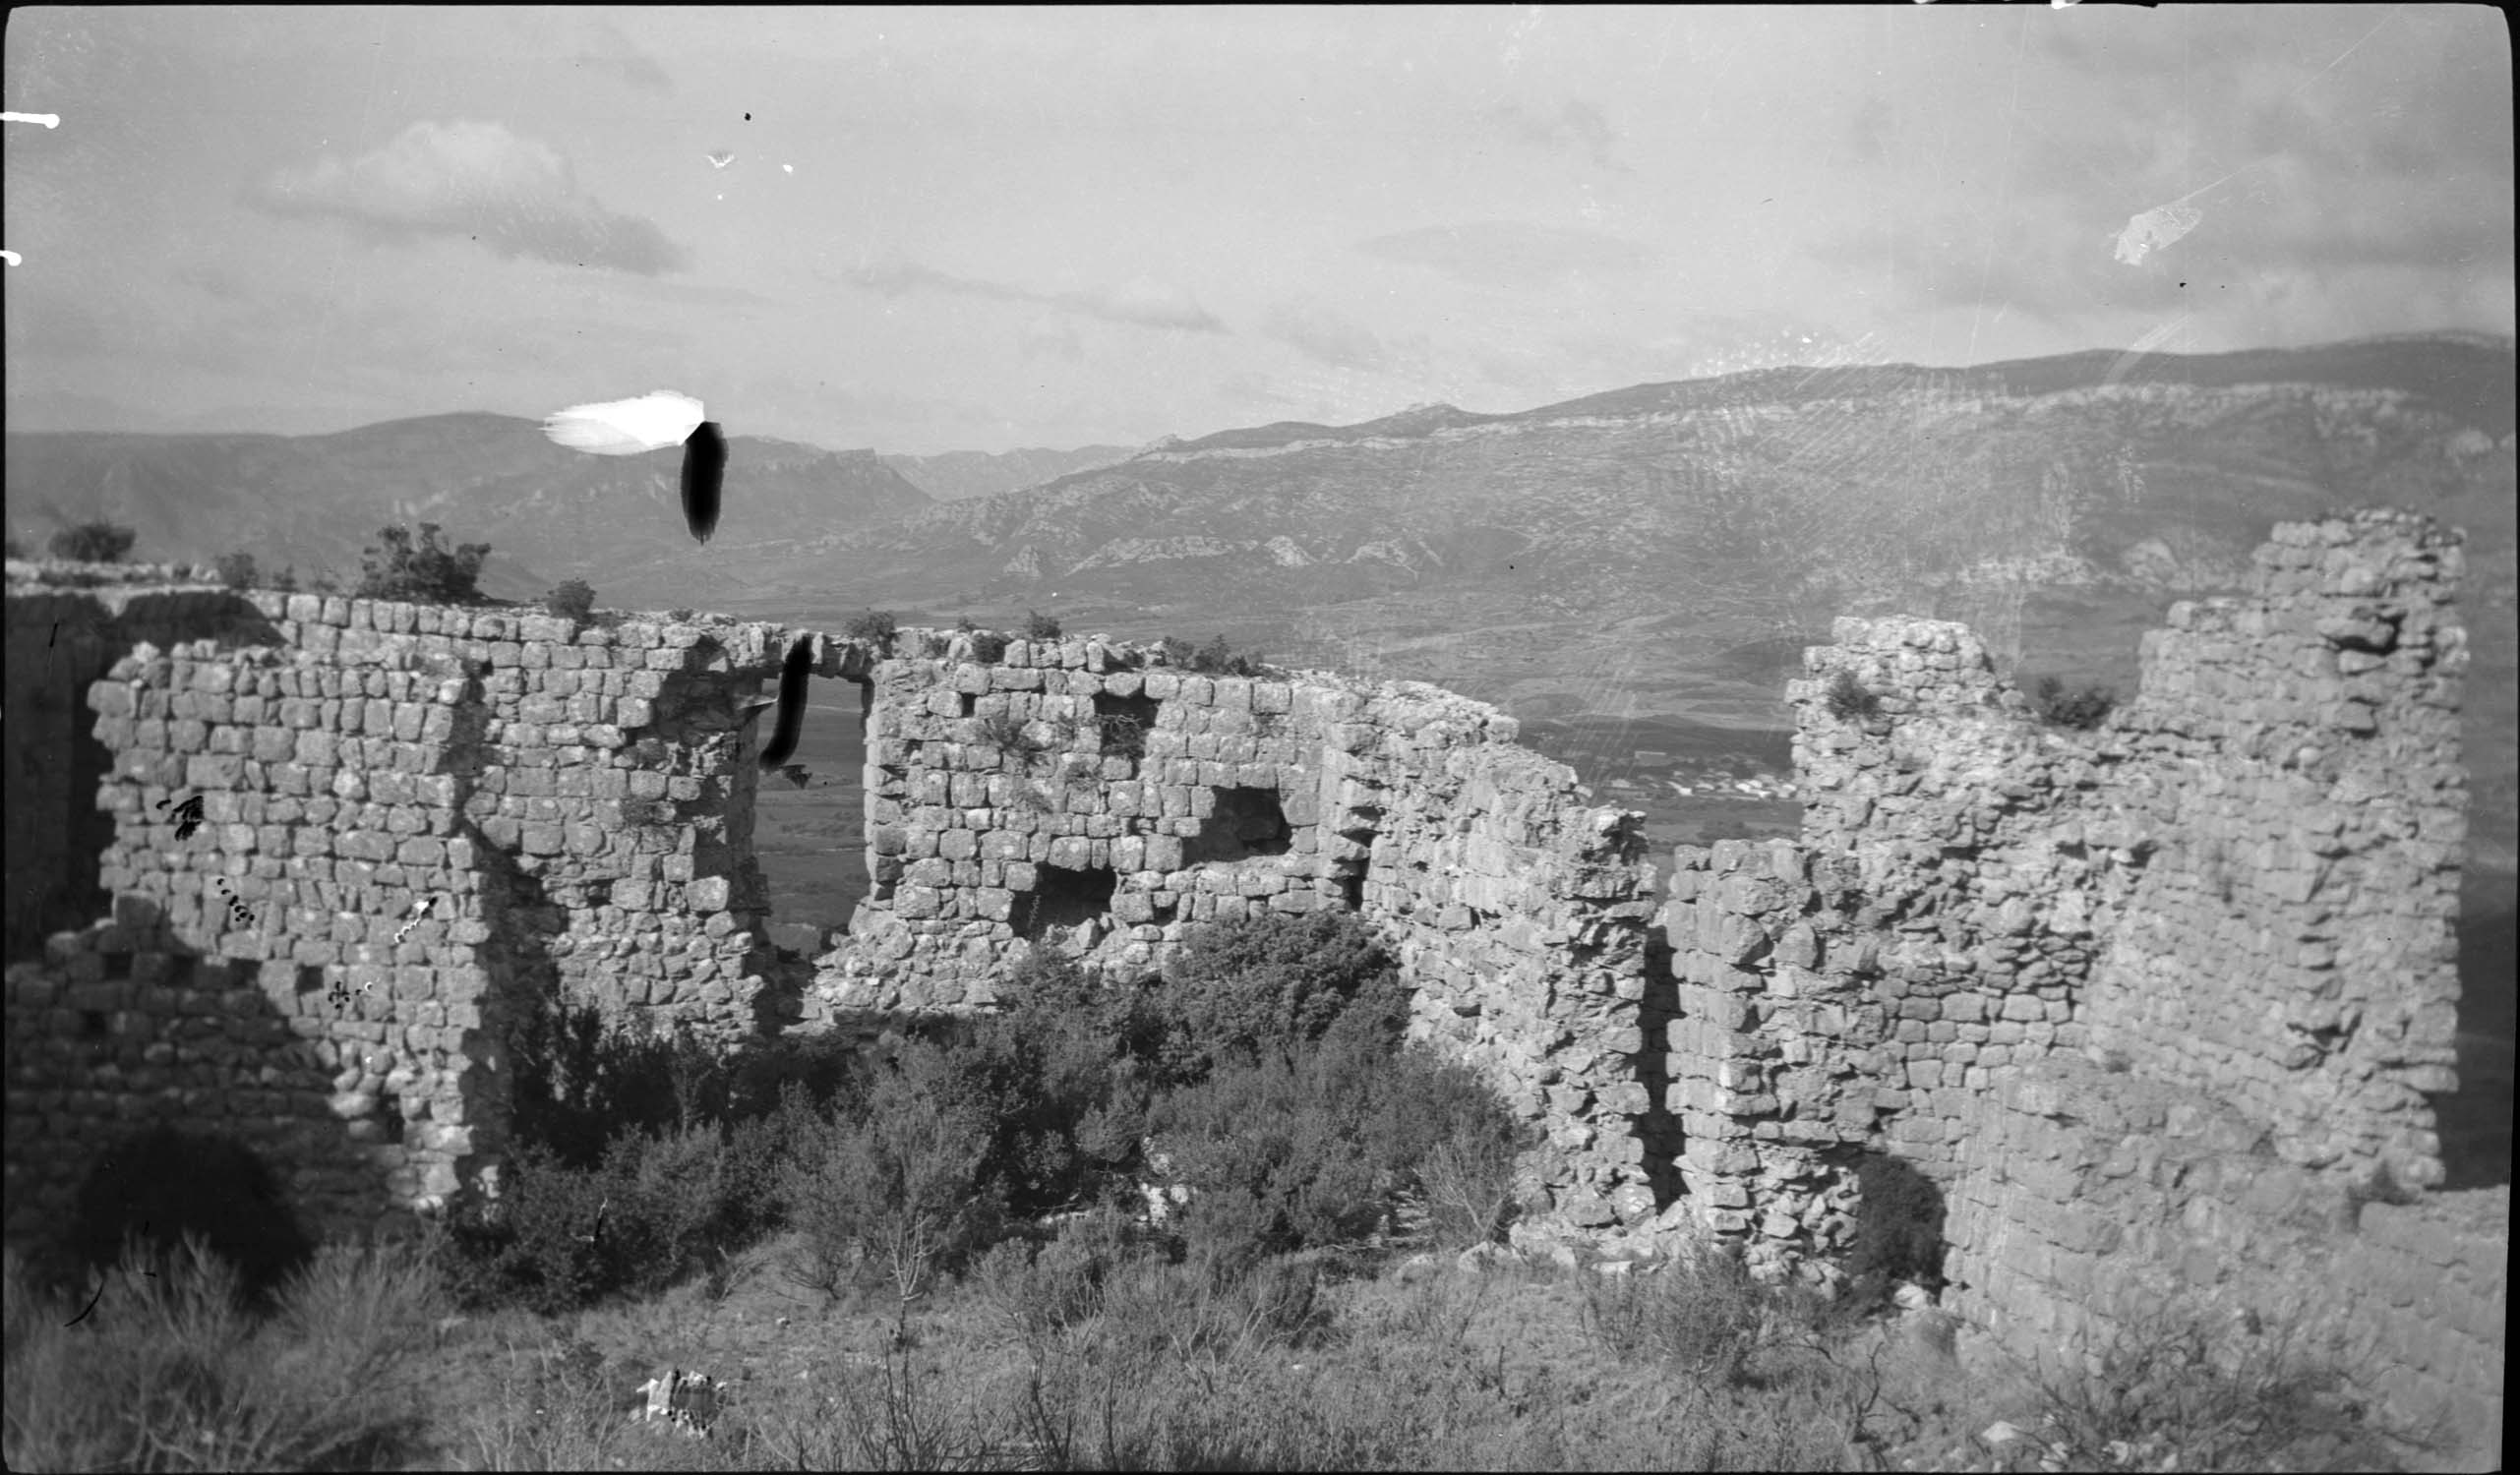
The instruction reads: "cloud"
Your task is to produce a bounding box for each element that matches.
[1023,311,1084,361]
[845,260,1227,333]
[1353,222,1659,289]
[1486,98,1627,173]
[572,18,674,94]
[244,120,691,275]
[1262,300,1392,373]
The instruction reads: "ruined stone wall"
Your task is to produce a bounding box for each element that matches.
[5,588,1661,1242]
[1949,1057,2504,1474]
[815,639,1663,1211]
[1656,511,2497,1467]
[3,586,870,1243]
[5,577,275,963]
[2075,514,2468,1177]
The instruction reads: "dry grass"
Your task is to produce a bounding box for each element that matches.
[3,1220,2461,1474]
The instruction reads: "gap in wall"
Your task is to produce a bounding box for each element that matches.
[1183,786,1292,865]
[747,675,870,952]
[1015,863,1117,943]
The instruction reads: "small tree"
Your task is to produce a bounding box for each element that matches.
[1022,609,1063,640]
[355,522,490,603]
[214,552,260,590]
[49,520,138,563]
[546,579,596,621]
[847,609,899,653]
[269,565,299,593]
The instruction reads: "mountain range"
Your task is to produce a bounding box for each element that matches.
[879,444,1137,502]
[7,332,2513,860]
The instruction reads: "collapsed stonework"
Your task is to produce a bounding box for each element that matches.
[2,581,1658,1243]
[1,509,2502,1467]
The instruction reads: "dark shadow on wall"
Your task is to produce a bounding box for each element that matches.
[71,1120,317,1311]
[1839,1150,1950,1314]
[1183,787,1293,865]
[5,593,285,964]
[10,914,423,1315]
[2435,867,2515,1189]
[1637,920,1685,1209]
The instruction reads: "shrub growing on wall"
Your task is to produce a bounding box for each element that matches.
[545,578,596,621]
[1022,609,1063,640]
[355,522,490,604]
[2030,674,2118,731]
[1825,669,1883,722]
[214,552,259,590]
[846,608,899,654]
[48,520,138,562]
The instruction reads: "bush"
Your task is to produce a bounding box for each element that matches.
[2031,674,2117,731]
[1575,1242,1777,1386]
[2,1235,446,1472]
[932,952,1167,1218]
[1375,1051,1537,1248]
[48,520,137,562]
[1168,633,1269,677]
[1155,910,1407,1083]
[270,564,299,592]
[1824,669,1883,722]
[214,552,259,590]
[545,578,596,620]
[846,608,899,652]
[354,522,489,603]
[782,1040,1003,1311]
[1144,1030,1410,1262]
[968,628,1010,663]
[1022,609,1063,640]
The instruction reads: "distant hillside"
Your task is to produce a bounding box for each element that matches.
[745,333,2517,848]
[880,443,1137,501]
[4,413,935,606]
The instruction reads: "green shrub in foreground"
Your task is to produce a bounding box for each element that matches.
[215,551,260,590]
[1155,908,1407,1082]
[1,1235,442,1473]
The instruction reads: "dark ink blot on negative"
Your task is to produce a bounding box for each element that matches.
[683,421,727,544]
[757,636,813,769]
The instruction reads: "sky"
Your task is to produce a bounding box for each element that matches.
[3,5,2511,454]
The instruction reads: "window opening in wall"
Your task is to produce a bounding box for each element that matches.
[1338,863,1368,913]
[375,1092,406,1146]
[1182,787,1292,865]
[294,964,322,996]
[1013,863,1118,941]
[1091,691,1161,762]
[747,675,872,947]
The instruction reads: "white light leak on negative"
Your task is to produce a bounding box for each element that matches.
[541,390,706,455]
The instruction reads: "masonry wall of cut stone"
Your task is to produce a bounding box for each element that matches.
[814,639,1663,1210]
[1948,1057,2504,1474]
[5,581,277,963]
[3,586,874,1243]
[1655,510,2497,1469]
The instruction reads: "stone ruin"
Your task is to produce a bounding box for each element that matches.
[1,508,2503,1468]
